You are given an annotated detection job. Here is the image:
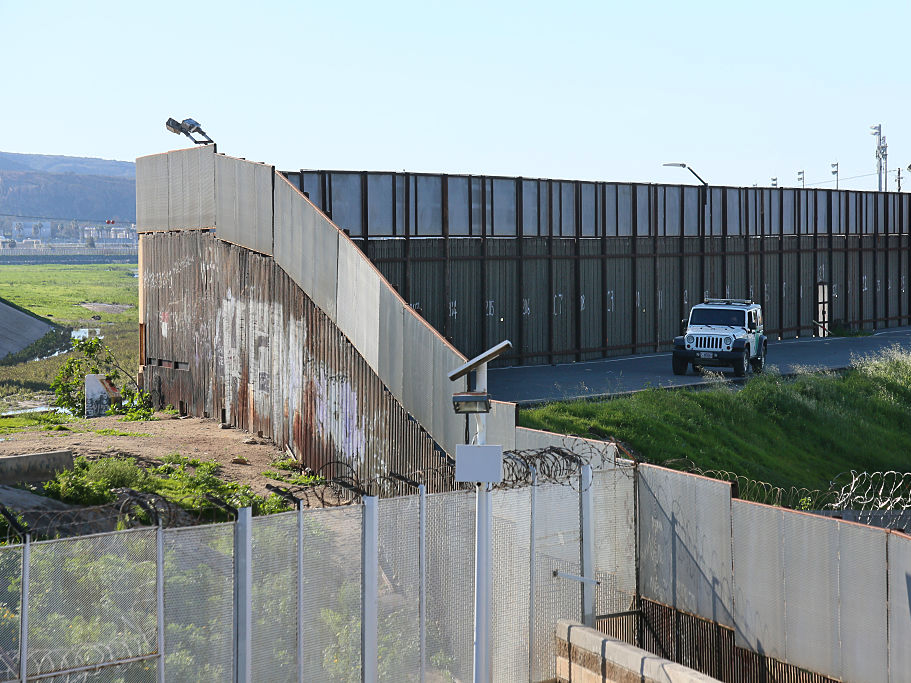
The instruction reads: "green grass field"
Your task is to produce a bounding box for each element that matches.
[0,263,139,408]
[519,346,911,490]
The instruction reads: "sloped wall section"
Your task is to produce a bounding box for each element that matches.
[137,146,521,476]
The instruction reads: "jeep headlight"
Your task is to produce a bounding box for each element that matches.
[685,334,694,346]
[723,335,733,346]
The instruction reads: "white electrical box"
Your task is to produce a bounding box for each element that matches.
[455,444,504,483]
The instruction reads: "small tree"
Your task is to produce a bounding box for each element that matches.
[52,338,153,420]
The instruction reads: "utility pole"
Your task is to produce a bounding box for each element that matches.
[871,124,884,191]
[831,162,839,190]
[797,170,805,188]
[897,167,902,192]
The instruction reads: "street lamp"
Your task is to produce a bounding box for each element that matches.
[662,162,708,186]
[797,170,805,188]
[447,340,512,683]
[165,117,214,145]
[831,162,839,190]
[771,177,778,188]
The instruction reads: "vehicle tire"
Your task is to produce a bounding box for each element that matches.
[672,355,688,375]
[733,349,749,377]
[750,345,765,373]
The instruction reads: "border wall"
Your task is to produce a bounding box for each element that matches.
[283,170,911,365]
[635,463,910,683]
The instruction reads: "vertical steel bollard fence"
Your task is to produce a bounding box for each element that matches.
[580,464,595,627]
[362,497,379,682]
[418,484,427,683]
[19,534,29,683]
[234,508,252,683]
[157,524,165,683]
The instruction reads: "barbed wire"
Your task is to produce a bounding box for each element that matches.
[829,470,911,511]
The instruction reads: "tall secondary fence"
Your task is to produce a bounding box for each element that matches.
[283,170,911,365]
[0,467,636,683]
[2,462,909,682]
[637,464,911,683]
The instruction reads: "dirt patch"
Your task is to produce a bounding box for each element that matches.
[0,413,292,497]
[80,302,133,314]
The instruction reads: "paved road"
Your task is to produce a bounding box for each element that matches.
[489,327,911,404]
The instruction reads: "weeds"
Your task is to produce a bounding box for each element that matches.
[521,346,911,490]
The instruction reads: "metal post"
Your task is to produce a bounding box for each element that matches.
[19,534,29,683]
[234,507,252,683]
[418,484,427,683]
[580,464,595,627]
[157,524,165,683]
[472,361,491,683]
[473,483,491,683]
[527,465,537,683]
[362,497,379,683]
[297,503,304,683]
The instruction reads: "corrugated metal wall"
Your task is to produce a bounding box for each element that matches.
[283,170,911,366]
[141,230,447,481]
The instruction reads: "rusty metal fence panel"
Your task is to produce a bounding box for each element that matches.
[282,169,911,365]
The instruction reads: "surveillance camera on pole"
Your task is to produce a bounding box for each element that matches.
[831,162,839,190]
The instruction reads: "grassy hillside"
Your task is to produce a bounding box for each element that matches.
[0,170,136,223]
[519,348,911,490]
[0,264,138,408]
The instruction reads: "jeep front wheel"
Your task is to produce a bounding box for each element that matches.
[672,355,688,375]
[733,349,749,377]
[750,346,765,373]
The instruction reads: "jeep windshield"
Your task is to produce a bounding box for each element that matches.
[690,308,746,327]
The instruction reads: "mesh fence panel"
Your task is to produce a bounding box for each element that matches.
[425,490,475,682]
[592,467,637,616]
[491,486,531,683]
[299,505,362,682]
[163,522,234,683]
[36,658,158,682]
[27,529,157,678]
[251,511,299,683]
[532,483,581,682]
[0,544,21,683]
[377,496,420,682]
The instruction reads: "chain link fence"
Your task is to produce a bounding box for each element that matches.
[0,462,636,683]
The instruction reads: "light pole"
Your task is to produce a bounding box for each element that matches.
[797,170,805,188]
[871,124,885,191]
[831,162,839,190]
[448,340,513,683]
[771,177,778,188]
[663,162,708,187]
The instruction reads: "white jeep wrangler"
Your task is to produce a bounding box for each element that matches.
[672,299,767,377]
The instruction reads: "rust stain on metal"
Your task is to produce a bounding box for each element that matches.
[141,230,446,486]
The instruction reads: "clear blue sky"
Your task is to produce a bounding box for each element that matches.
[2,1,908,190]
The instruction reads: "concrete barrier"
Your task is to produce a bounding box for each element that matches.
[0,450,73,484]
[555,620,719,683]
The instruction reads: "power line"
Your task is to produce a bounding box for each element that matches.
[805,171,879,188]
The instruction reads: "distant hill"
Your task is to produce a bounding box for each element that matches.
[0,152,136,223]
[0,152,135,178]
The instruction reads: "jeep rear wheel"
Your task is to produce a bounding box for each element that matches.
[733,349,749,377]
[750,346,765,373]
[672,355,688,375]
